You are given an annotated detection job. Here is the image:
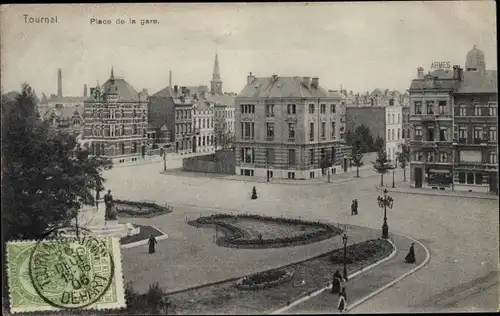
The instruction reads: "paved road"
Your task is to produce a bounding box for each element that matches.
[103,161,499,312]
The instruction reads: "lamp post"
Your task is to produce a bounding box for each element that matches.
[377,189,394,239]
[392,160,397,188]
[162,146,167,172]
[342,233,348,281]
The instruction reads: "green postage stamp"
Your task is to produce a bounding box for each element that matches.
[6,236,125,313]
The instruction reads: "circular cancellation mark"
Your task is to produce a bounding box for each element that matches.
[28,226,115,310]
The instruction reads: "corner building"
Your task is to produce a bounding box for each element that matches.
[409,46,498,194]
[235,74,350,180]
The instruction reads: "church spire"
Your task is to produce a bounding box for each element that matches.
[110,67,115,81]
[210,51,222,95]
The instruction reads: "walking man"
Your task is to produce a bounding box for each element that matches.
[148,234,158,254]
[354,199,359,215]
[337,287,348,313]
[350,200,356,216]
[331,270,342,294]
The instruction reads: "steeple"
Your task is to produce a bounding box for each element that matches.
[110,67,115,81]
[210,51,222,95]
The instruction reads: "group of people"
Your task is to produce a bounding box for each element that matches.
[331,270,348,313]
[351,199,359,216]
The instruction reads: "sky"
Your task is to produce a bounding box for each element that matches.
[1,2,497,98]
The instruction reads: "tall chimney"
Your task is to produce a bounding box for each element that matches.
[417,67,424,79]
[311,77,319,89]
[247,72,255,84]
[83,84,87,97]
[169,70,172,88]
[57,68,62,97]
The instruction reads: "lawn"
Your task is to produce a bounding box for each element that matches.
[167,239,393,315]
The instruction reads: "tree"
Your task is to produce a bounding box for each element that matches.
[345,124,377,153]
[214,116,235,151]
[396,143,410,182]
[372,148,393,187]
[373,136,385,152]
[1,84,112,242]
[351,141,364,177]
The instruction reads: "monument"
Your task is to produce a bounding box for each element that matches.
[59,137,140,238]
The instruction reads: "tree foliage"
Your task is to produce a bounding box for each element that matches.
[345,124,383,153]
[214,116,235,151]
[1,84,112,241]
[396,143,410,169]
[372,148,394,186]
[351,141,364,177]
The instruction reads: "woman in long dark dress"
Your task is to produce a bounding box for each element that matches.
[337,287,347,313]
[148,235,158,254]
[331,270,342,294]
[405,242,416,263]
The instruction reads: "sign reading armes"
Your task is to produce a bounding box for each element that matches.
[430,61,451,69]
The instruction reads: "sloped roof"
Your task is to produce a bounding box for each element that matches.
[101,78,140,102]
[237,76,338,99]
[193,98,212,110]
[185,86,209,96]
[409,77,458,91]
[2,91,19,102]
[455,70,497,94]
[43,106,83,120]
[205,93,235,107]
[47,95,85,103]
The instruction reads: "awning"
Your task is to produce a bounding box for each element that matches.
[429,169,451,174]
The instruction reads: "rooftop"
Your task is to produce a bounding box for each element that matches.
[456,70,497,94]
[100,78,143,102]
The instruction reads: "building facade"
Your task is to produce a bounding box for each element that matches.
[235,73,350,180]
[409,46,498,194]
[193,97,215,153]
[83,68,149,164]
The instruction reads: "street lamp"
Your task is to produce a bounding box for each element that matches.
[377,189,394,239]
[162,146,167,172]
[342,233,348,281]
[392,161,396,188]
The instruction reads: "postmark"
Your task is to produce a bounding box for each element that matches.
[6,227,126,313]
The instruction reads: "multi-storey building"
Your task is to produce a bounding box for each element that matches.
[193,97,215,153]
[401,92,411,142]
[235,73,350,180]
[409,46,498,194]
[83,68,149,164]
[385,102,404,161]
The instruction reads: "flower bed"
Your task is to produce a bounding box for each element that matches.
[236,269,294,290]
[329,239,392,264]
[188,213,342,249]
[115,199,173,218]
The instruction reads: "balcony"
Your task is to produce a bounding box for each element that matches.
[410,114,436,122]
[265,136,275,141]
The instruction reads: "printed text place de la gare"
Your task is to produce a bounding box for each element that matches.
[90,18,159,25]
[24,15,58,24]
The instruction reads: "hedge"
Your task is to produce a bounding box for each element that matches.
[115,199,173,218]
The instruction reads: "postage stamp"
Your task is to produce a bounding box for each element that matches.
[6,234,125,313]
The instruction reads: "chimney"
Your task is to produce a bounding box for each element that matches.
[247,72,255,84]
[311,77,319,89]
[83,84,87,97]
[174,85,178,93]
[453,65,463,81]
[417,67,424,79]
[181,86,186,94]
[57,68,62,97]
[169,70,172,88]
[303,77,311,89]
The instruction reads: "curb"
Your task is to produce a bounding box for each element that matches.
[379,187,499,200]
[345,235,431,313]
[270,238,398,314]
[120,226,169,249]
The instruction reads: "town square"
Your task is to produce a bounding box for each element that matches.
[1,2,498,315]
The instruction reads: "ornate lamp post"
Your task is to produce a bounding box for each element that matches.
[342,233,348,281]
[377,189,394,239]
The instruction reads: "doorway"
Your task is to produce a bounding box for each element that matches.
[415,167,423,188]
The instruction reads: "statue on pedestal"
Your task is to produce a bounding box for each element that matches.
[104,189,118,221]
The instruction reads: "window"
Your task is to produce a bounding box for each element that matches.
[388,148,391,159]
[458,126,467,143]
[288,149,296,166]
[241,104,255,114]
[132,142,137,153]
[266,104,275,117]
[202,119,206,129]
[241,147,254,163]
[402,129,405,139]
[439,152,448,162]
[439,101,447,114]
[266,148,275,164]
[426,101,434,114]
[330,104,336,113]
[459,104,467,116]
[392,129,395,140]
[389,99,394,106]
[288,172,296,179]
[439,127,447,141]
[490,152,498,164]
[458,172,466,183]
[309,104,315,114]
[474,105,482,116]
[287,104,296,115]
[489,104,497,116]
[210,135,214,145]
[415,127,423,141]
[133,124,137,134]
[427,127,434,141]
[331,122,336,138]
[397,114,400,123]
[309,149,315,165]
[474,126,483,143]
[288,123,295,139]
[388,129,391,141]
[202,136,206,146]
[392,114,395,124]
[387,114,391,124]
[309,123,315,141]
[321,122,326,138]
[397,128,400,140]
[211,118,213,128]
[266,123,275,140]
[427,152,434,163]
[310,171,315,178]
[198,137,201,146]
[414,101,422,114]
[417,152,423,161]
[489,127,497,141]
[242,122,255,139]
[121,143,125,155]
[467,173,474,184]
[475,173,483,185]
[320,104,326,114]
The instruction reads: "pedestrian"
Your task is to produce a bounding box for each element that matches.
[331,270,342,294]
[350,200,355,216]
[405,242,416,263]
[354,199,359,215]
[148,234,158,254]
[337,287,347,313]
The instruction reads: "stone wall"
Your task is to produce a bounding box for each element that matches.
[182,149,235,174]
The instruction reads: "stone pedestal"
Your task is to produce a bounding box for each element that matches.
[61,199,140,238]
